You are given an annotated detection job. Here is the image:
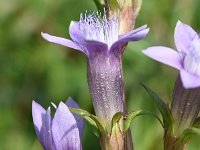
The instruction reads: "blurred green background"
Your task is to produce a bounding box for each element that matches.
[0,0,199,149]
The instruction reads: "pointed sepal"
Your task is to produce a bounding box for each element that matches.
[69,107,107,136]
[123,110,163,132]
[111,112,123,128]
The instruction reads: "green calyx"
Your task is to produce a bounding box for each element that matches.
[70,108,124,150]
[70,107,168,150]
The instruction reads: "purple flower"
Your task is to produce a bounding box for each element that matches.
[143,21,200,89]
[32,98,83,150]
[41,12,149,57]
[41,11,149,127]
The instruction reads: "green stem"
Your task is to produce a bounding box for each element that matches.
[100,135,111,150]
[164,130,187,150]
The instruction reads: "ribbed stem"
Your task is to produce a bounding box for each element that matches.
[164,129,187,150]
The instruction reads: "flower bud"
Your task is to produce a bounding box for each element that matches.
[118,0,143,34]
[94,0,143,34]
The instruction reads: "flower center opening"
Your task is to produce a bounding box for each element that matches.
[79,11,119,48]
[183,38,200,76]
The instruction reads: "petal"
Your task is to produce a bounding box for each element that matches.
[143,46,183,70]
[118,25,148,40]
[110,25,149,51]
[52,102,81,150]
[32,101,46,148]
[174,21,198,53]
[41,32,83,52]
[32,101,54,150]
[66,97,84,138]
[180,70,200,89]
[43,107,55,150]
[69,21,84,43]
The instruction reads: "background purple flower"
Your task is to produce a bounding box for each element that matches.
[32,98,83,150]
[143,21,200,89]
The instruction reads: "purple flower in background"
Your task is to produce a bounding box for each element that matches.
[32,98,83,150]
[143,21,200,89]
[41,11,149,127]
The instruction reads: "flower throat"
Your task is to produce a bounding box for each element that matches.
[79,11,119,48]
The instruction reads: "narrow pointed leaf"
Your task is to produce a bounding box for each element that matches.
[141,83,172,128]
[69,107,107,135]
[124,110,143,132]
[93,0,104,13]
[124,110,163,132]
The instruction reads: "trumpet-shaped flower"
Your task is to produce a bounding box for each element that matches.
[143,21,200,89]
[41,11,149,127]
[32,98,83,150]
[41,12,149,57]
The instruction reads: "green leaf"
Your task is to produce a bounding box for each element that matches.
[93,0,104,13]
[82,114,99,136]
[141,83,172,128]
[123,110,164,132]
[70,107,107,135]
[111,112,123,128]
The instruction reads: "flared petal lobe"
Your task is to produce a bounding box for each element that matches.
[69,21,84,43]
[174,21,198,53]
[110,25,149,51]
[41,32,82,52]
[32,101,54,150]
[143,46,183,70]
[66,97,84,137]
[52,102,81,150]
[118,25,148,39]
